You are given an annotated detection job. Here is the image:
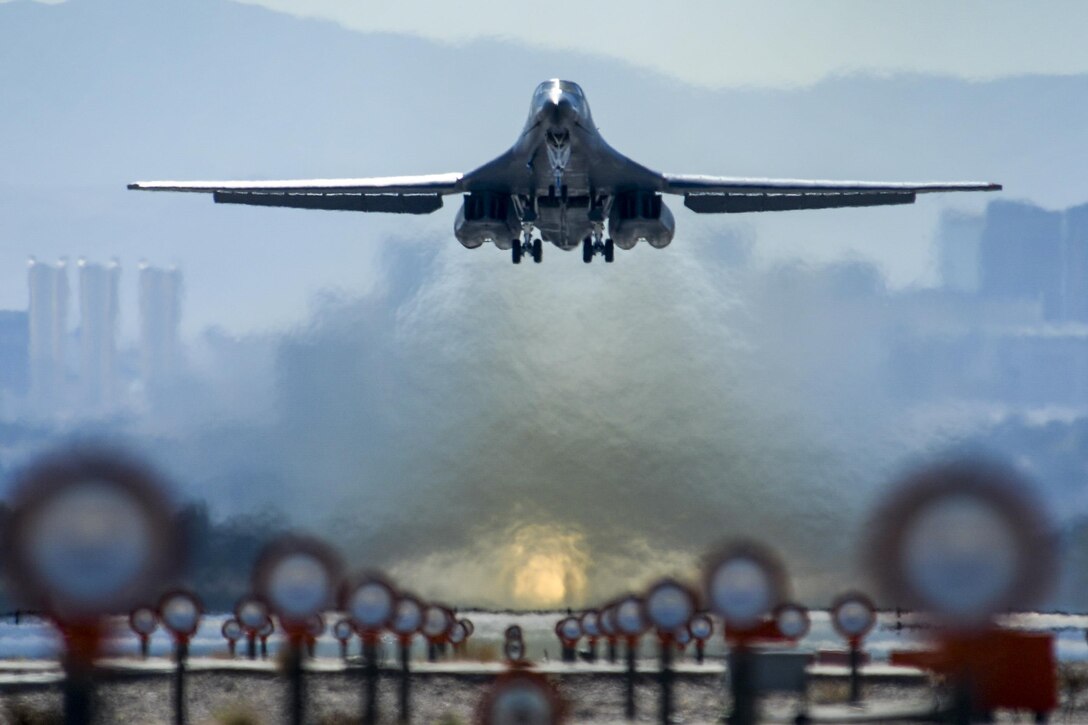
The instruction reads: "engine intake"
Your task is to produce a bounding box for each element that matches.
[608,191,675,249]
[455,192,519,249]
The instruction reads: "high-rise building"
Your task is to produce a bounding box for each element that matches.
[27,257,69,407]
[138,263,182,388]
[1062,203,1088,323]
[78,258,120,408]
[0,310,29,398]
[936,210,984,293]
[979,201,1064,320]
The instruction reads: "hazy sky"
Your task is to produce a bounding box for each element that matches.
[233,0,1088,88]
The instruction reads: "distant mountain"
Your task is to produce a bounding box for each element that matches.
[1,0,1086,333]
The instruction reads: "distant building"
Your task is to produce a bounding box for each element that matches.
[77,259,121,408]
[139,263,182,387]
[979,201,1064,319]
[936,210,984,293]
[1063,203,1088,323]
[27,257,69,407]
[0,310,29,397]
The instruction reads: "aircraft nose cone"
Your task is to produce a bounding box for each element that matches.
[547,95,577,126]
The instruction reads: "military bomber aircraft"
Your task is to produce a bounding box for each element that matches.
[129,79,1001,264]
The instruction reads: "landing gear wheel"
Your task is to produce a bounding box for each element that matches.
[582,238,593,264]
[511,241,522,264]
[604,239,615,263]
[532,239,543,264]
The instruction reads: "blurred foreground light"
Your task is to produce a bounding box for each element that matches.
[449,620,469,646]
[306,613,326,639]
[555,616,581,644]
[129,606,158,638]
[773,603,811,641]
[644,578,696,636]
[258,616,275,640]
[481,671,564,725]
[158,590,202,640]
[579,610,600,639]
[831,592,875,642]
[865,460,1057,628]
[221,618,243,643]
[615,595,648,638]
[235,597,269,633]
[1,450,180,625]
[345,574,398,634]
[254,536,343,632]
[460,618,475,638]
[599,605,617,638]
[703,541,786,632]
[688,613,713,641]
[422,604,454,641]
[391,594,424,638]
[333,618,354,643]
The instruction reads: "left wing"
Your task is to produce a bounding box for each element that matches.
[661,174,1001,213]
[127,173,464,214]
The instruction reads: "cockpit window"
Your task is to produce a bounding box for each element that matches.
[529,80,590,119]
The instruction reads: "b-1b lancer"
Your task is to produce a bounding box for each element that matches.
[129,79,1000,264]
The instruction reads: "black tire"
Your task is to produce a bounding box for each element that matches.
[604,239,615,263]
[532,238,543,263]
[582,238,593,264]
[511,242,522,264]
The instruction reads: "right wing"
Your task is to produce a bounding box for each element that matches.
[661,175,1001,213]
[127,173,464,214]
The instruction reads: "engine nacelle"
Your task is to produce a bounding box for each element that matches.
[608,191,675,250]
[455,192,519,249]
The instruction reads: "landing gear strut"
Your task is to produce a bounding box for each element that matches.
[582,235,614,263]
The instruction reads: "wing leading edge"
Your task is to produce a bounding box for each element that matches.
[127,173,464,215]
[661,174,1001,213]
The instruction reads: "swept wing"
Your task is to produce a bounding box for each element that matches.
[661,174,1001,213]
[127,173,464,214]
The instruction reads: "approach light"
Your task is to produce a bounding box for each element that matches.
[481,671,563,725]
[688,613,713,641]
[704,541,786,632]
[236,597,270,634]
[254,536,343,633]
[391,594,424,638]
[158,590,202,640]
[580,610,600,639]
[615,595,649,638]
[865,460,1055,628]
[831,592,876,642]
[460,618,475,638]
[129,606,158,638]
[450,620,469,646]
[333,618,354,643]
[774,602,811,641]
[422,604,455,642]
[1,451,179,626]
[556,616,581,644]
[345,575,398,634]
[644,578,696,637]
[674,625,692,648]
[221,618,243,655]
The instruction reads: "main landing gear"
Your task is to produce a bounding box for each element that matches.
[512,236,542,264]
[582,236,614,263]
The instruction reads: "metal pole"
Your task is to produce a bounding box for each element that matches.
[174,639,188,725]
[696,640,705,665]
[625,636,637,720]
[659,637,674,725]
[608,637,618,664]
[62,654,94,725]
[140,634,150,659]
[363,633,379,725]
[399,637,411,723]
[848,640,862,705]
[728,644,756,725]
[246,633,257,660]
[287,636,304,725]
